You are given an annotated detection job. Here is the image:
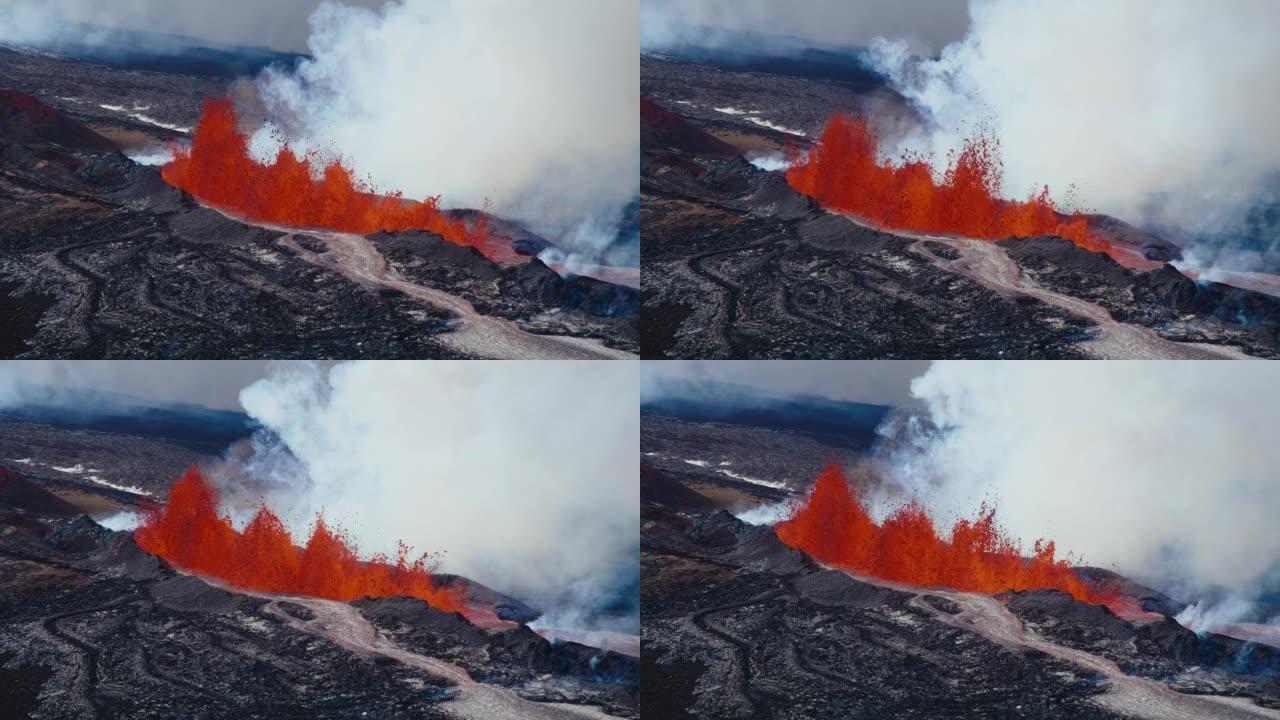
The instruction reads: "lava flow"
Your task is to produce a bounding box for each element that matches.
[785,113,1109,254]
[776,464,1115,606]
[134,466,463,613]
[162,97,501,258]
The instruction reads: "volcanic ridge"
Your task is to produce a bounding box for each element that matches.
[641,52,1280,359]
[0,460,638,719]
[640,408,1280,719]
[0,46,637,359]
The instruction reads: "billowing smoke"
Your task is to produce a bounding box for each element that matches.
[878,361,1280,624]
[253,0,639,265]
[209,361,638,628]
[869,0,1280,268]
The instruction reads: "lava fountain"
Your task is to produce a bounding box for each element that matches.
[135,466,463,613]
[785,113,1109,254]
[162,97,507,260]
[776,464,1117,607]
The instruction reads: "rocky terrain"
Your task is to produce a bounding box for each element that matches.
[0,466,638,719]
[641,54,1280,359]
[0,407,260,522]
[641,468,1280,719]
[0,47,637,359]
[641,413,862,505]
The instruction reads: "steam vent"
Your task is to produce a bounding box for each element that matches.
[4,1,1280,719]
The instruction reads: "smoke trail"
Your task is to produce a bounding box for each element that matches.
[869,0,1280,266]
[880,361,1280,622]
[254,0,639,265]
[210,361,638,627]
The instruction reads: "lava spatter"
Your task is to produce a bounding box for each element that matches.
[776,464,1116,606]
[785,113,1108,254]
[135,466,463,613]
[162,97,497,257]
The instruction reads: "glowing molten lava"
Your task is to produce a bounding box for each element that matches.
[135,466,463,613]
[776,464,1115,606]
[785,113,1109,254]
[162,97,506,260]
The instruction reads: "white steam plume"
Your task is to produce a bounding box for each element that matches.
[869,0,1280,251]
[881,361,1280,622]
[212,361,638,623]
[254,0,639,264]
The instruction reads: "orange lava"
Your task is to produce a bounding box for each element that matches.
[785,113,1109,254]
[162,97,504,259]
[135,466,464,613]
[776,464,1115,606]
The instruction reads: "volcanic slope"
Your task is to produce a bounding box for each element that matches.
[640,55,1280,359]
[640,481,1280,720]
[0,51,636,359]
[0,474,638,719]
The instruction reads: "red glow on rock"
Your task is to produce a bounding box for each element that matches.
[135,466,464,613]
[776,464,1116,606]
[0,90,59,122]
[162,97,509,260]
[785,113,1109,254]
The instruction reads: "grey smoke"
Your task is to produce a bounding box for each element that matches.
[0,360,267,411]
[641,0,968,56]
[641,360,930,409]
[210,361,638,627]
[0,0,379,52]
[868,0,1280,269]
[878,360,1280,626]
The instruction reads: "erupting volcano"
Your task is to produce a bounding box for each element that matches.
[776,464,1116,607]
[135,466,463,613]
[162,97,501,259]
[785,113,1109,254]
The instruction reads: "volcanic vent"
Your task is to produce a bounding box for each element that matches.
[775,464,1116,607]
[135,465,463,613]
[785,112,1109,254]
[162,98,505,260]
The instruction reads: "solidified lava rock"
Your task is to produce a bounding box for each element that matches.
[0,502,636,719]
[641,96,737,158]
[355,595,639,716]
[0,466,79,517]
[642,497,1280,718]
[0,90,118,152]
[431,573,541,623]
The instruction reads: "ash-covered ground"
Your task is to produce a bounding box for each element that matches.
[0,43,637,359]
[641,53,1280,359]
[640,402,1280,719]
[0,408,639,719]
